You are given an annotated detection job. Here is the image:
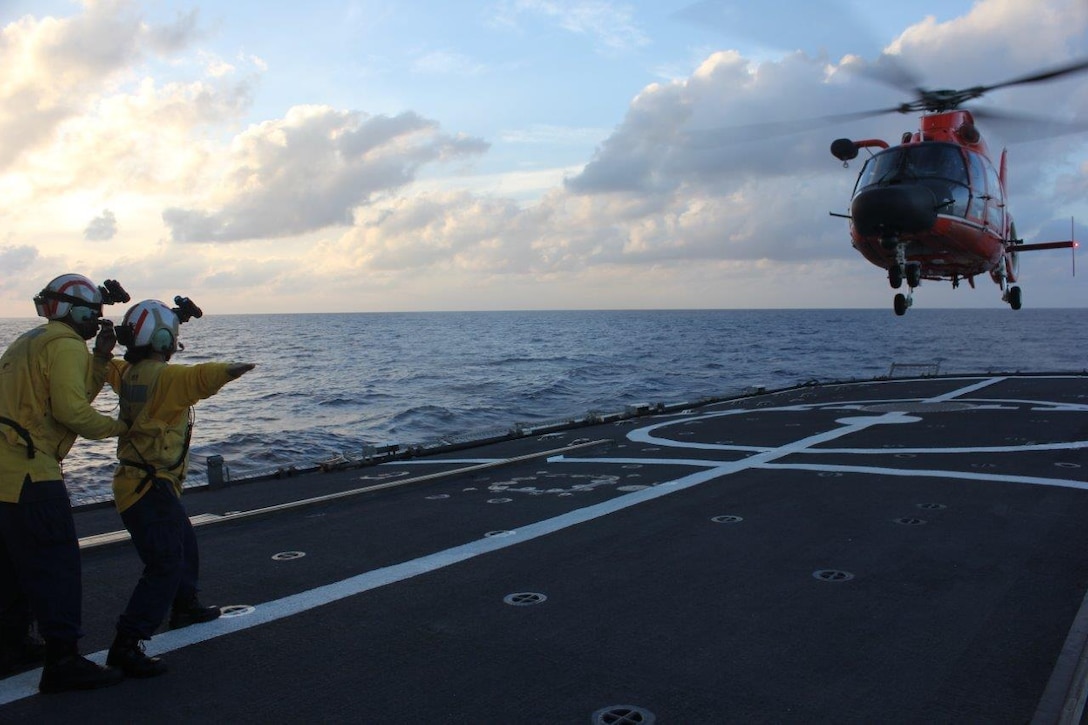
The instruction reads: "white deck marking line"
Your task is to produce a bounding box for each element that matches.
[552,456,1088,490]
[78,439,613,551]
[802,440,1088,454]
[0,412,912,704]
[925,376,1006,402]
[1035,585,1088,724]
[757,462,1088,490]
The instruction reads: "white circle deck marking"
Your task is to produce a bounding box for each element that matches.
[626,382,1088,459]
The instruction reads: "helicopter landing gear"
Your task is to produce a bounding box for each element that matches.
[888,263,921,291]
[887,241,906,289]
[1005,285,1022,310]
[906,263,922,288]
[887,243,922,289]
[889,242,920,314]
[995,255,1023,310]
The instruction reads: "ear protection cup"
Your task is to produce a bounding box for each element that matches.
[150,328,175,353]
[115,325,134,347]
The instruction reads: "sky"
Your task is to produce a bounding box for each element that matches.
[1,0,1086,316]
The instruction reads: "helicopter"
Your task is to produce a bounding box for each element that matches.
[827,59,1086,315]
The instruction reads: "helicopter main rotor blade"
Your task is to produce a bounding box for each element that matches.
[970,106,1088,142]
[684,106,902,147]
[842,52,925,97]
[977,57,1088,94]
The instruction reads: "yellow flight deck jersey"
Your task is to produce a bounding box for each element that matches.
[106,360,235,513]
[0,321,126,502]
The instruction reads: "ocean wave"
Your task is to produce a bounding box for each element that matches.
[1,308,1081,504]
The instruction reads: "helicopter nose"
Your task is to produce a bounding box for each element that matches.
[851,184,938,237]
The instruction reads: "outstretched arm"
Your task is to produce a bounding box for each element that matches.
[152,362,258,419]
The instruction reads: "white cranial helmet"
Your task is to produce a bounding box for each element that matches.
[34,274,103,323]
[120,300,180,353]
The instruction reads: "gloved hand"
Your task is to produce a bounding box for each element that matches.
[94,319,117,358]
[227,363,256,379]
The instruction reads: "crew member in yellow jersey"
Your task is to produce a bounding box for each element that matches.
[104,298,254,678]
[0,273,130,693]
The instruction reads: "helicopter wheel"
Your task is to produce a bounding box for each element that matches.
[1008,285,1022,310]
[906,263,922,288]
[893,293,909,316]
[888,265,903,289]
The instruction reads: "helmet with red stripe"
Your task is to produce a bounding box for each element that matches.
[118,300,180,353]
[33,274,103,323]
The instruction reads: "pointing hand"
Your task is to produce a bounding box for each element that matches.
[227,363,256,379]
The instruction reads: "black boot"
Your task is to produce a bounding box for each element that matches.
[106,631,167,678]
[169,595,220,629]
[39,640,123,693]
[0,630,46,676]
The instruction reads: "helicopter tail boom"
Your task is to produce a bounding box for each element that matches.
[1011,240,1077,252]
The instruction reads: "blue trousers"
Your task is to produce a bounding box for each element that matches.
[0,478,82,644]
[116,481,200,639]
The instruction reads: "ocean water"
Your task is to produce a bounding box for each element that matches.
[0,308,1084,504]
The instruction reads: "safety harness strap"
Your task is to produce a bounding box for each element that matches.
[121,415,195,494]
[0,416,35,459]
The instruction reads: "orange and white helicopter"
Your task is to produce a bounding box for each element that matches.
[828,60,1086,315]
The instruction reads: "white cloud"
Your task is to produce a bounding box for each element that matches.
[0,245,41,289]
[0,0,203,170]
[84,209,118,241]
[161,107,490,242]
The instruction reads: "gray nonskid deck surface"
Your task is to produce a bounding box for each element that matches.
[1,374,1087,723]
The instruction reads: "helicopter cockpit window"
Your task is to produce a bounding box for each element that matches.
[855,143,970,218]
[856,149,902,190]
[904,144,968,183]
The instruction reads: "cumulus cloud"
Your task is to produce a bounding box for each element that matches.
[0,0,203,171]
[328,172,848,281]
[0,71,258,209]
[339,191,541,273]
[564,49,891,197]
[0,244,58,297]
[0,245,39,276]
[161,107,489,242]
[84,209,118,241]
